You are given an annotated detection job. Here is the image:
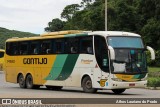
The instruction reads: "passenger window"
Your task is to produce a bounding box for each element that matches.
[65,38,79,54]
[19,42,29,55]
[41,40,52,54]
[6,42,19,55]
[54,39,64,54]
[0,52,4,58]
[30,41,40,55]
[80,36,93,54]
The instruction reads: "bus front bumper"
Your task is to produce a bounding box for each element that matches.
[109,80,147,89]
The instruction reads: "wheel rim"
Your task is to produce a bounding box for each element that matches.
[19,76,24,86]
[27,76,33,87]
[85,80,92,89]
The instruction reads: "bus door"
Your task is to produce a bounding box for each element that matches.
[94,35,110,87]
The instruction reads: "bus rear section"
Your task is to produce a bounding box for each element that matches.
[0,49,5,71]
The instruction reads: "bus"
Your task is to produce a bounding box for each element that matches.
[0,49,5,71]
[5,30,155,94]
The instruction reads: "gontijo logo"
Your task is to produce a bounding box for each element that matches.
[23,58,47,64]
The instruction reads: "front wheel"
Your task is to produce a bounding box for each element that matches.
[82,76,97,93]
[112,89,126,94]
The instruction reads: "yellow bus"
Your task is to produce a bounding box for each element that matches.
[5,30,155,94]
[0,49,5,71]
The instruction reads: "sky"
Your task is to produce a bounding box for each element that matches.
[0,0,82,34]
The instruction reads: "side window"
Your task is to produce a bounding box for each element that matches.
[65,37,79,54]
[54,39,64,54]
[94,36,109,72]
[19,42,29,55]
[80,36,93,54]
[30,41,40,55]
[0,52,4,58]
[6,42,19,55]
[41,40,52,54]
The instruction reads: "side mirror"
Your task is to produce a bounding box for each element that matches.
[147,46,155,60]
[108,46,115,60]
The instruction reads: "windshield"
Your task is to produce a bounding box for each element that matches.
[112,49,147,74]
[108,36,144,48]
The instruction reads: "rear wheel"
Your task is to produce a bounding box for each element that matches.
[112,89,126,94]
[46,85,63,90]
[82,76,97,93]
[18,74,26,88]
[26,74,34,89]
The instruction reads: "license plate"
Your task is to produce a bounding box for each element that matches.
[129,83,135,86]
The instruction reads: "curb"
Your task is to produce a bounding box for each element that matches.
[146,87,160,90]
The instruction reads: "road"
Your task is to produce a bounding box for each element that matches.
[0,71,160,98]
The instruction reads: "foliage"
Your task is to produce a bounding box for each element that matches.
[147,50,160,67]
[0,27,38,49]
[147,67,160,87]
[141,18,160,50]
[61,4,80,21]
[44,0,160,66]
[45,18,64,32]
[148,67,160,87]
[147,77,160,87]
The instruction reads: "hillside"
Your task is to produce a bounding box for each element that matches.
[0,27,39,49]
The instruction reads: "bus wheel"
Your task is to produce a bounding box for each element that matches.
[46,86,63,90]
[18,74,26,88]
[82,76,97,93]
[112,89,126,94]
[26,74,34,89]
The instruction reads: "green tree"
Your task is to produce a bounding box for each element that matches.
[61,4,80,21]
[141,18,160,50]
[107,0,141,32]
[45,18,64,32]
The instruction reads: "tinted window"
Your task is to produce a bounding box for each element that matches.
[6,42,19,55]
[65,38,79,54]
[6,36,94,55]
[94,36,109,72]
[41,40,52,54]
[30,41,40,54]
[19,42,29,55]
[80,36,93,54]
[0,52,4,58]
[54,39,64,54]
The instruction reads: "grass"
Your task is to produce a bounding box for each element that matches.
[148,67,160,72]
[148,67,160,87]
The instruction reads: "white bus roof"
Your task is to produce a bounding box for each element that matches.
[6,31,141,42]
[89,31,141,37]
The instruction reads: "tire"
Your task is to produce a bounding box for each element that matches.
[46,85,63,90]
[18,74,26,88]
[82,76,97,93]
[112,89,126,94]
[26,74,34,89]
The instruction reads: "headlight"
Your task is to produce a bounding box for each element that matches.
[111,78,122,82]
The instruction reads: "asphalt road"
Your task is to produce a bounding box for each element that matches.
[0,71,160,98]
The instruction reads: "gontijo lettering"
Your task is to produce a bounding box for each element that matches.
[23,58,47,64]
